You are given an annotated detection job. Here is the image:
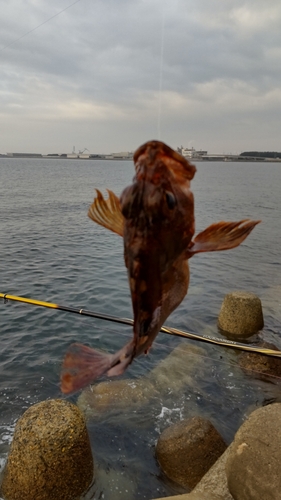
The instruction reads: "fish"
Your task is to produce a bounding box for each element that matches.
[60,140,260,394]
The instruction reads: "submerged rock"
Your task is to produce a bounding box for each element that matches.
[149,343,207,393]
[218,291,264,337]
[226,403,281,500]
[239,341,281,380]
[155,492,227,500]
[156,416,227,489]
[78,343,207,418]
[1,399,93,500]
[78,378,156,418]
[93,466,136,500]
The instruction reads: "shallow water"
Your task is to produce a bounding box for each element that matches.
[0,158,281,498]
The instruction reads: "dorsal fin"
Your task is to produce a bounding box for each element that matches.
[88,189,124,236]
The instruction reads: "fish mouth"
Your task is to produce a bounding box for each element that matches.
[133,140,196,181]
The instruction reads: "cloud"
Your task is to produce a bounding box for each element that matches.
[1,0,281,153]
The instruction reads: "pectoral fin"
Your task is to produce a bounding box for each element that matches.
[187,219,261,256]
[88,189,124,236]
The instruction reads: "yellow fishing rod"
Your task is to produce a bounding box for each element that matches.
[1,292,281,358]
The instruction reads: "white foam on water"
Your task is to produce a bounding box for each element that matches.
[155,404,184,434]
[0,421,16,484]
[0,423,15,446]
[0,456,7,472]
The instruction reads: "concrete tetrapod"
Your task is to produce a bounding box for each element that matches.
[218,291,264,337]
[226,403,281,500]
[1,399,93,500]
[156,416,227,489]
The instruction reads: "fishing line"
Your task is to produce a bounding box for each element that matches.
[157,2,166,140]
[1,292,281,359]
[0,0,83,52]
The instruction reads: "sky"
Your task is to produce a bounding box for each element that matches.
[1,0,281,154]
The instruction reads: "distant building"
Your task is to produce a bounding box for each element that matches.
[177,147,208,158]
[78,154,90,159]
[111,151,133,159]
[66,154,78,159]
[6,153,42,158]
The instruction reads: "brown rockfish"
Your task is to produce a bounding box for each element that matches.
[61,140,260,394]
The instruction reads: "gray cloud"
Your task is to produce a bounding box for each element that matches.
[1,0,281,153]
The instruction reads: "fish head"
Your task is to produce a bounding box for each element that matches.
[121,140,196,238]
[119,140,196,350]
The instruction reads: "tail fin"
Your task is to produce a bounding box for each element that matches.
[60,343,113,394]
[187,219,261,255]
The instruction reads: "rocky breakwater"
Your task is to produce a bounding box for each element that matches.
[1,399,93,500]
[155,403,281,500]
[239,340,281,380]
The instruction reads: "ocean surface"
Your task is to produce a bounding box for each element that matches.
[0,157,281,498]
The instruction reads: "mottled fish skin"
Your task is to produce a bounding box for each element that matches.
[61,140,260,394]
[118,142,196,357]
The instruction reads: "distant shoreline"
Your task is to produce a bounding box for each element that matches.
[1,154,281,162]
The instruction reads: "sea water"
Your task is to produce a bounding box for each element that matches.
[0,158,281,498]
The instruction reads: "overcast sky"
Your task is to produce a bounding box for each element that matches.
[1,0,281,154]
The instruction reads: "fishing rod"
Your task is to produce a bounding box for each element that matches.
[1,292,281,358]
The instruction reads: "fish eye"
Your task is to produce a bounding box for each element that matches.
[165,191,176,210]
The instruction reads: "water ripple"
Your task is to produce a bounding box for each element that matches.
[0,158,281,498]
